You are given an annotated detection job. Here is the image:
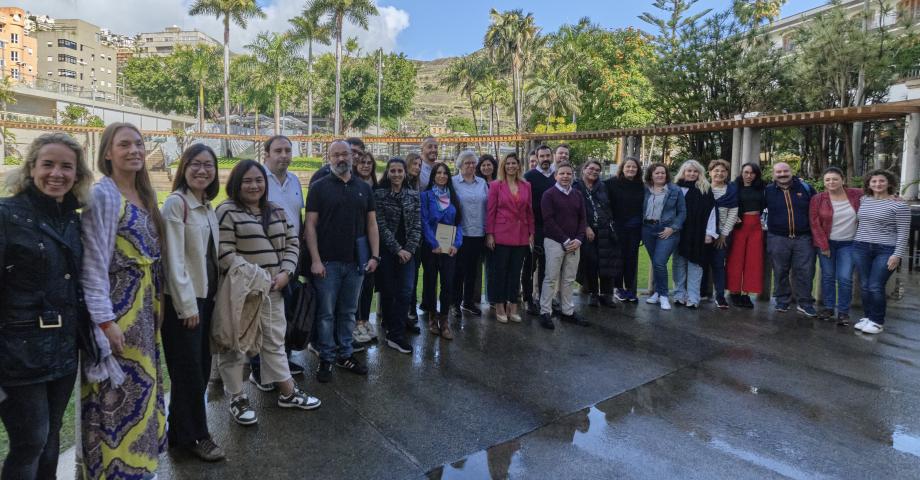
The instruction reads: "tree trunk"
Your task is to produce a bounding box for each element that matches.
[307,40,314,157]
[198,82,205,133]
[222,16,233,158]
[841,123,856,184]
[274,90,281,135]
[334,16,344,135]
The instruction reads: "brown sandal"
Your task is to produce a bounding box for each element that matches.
[439,314,454,340]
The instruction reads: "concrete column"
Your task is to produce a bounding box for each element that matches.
[731,127,743,178]
[901,113,920,200]
[741,128,761,167]
[617,137,626,164]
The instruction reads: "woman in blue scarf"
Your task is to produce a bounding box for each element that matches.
[707,160,739,309]
[420,162,463,339]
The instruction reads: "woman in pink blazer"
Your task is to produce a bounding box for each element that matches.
[486,152,535,323]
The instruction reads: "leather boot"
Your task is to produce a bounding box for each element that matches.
[439,314,454,340]
[428,312,440,335]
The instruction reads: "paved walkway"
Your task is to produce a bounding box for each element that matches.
[146,272,919,479]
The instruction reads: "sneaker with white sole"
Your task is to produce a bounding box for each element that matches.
[860,320,884,335]
[307,342,319,357]
[386,336,413,354]
[353,323,373,343]
[229,395,257,425]
[277,388,322,410]
[614,289,629,302]
[646,292,660,304]
[854,318,870,330]
[249,372,275,392]
[659,296,672,310]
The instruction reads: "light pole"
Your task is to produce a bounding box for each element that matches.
[377,48,382,137]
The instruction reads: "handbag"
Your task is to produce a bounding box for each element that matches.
[284,274,316,351]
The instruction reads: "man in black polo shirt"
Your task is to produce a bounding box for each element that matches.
[304,140,380,383]
[309,137,366,186]
[522,144,557,315]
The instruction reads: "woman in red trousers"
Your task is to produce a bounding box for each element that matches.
[726,162,765,308]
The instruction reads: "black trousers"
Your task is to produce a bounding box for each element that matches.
[521,231,545,303]
[453,236,485,307]
[421,248,457,315]
[378,254,416,341]
[358,272,376,322]
[0,372,76,480]
[577,238,614,295]
[614,225,642,293]
[488,244,528,304]
[162,296,214,448]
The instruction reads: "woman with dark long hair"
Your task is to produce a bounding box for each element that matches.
[374,157,421,353]
[353,152,378,344]
[477,154,498,183]
[0,133,93,479]
[575,160,619,307]
[79,123,166,479]
[605,157,644,303]
[214,160,320,426]
[420,162,463,339]
[160,143,225,461]
[726,162,766,308]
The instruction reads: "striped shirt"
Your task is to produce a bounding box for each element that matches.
[854,197,911,259]
[216,200,299,276]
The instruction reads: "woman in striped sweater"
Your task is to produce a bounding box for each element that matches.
[707,160,738,309]
[215,160,320,425]
[852,169,912,335]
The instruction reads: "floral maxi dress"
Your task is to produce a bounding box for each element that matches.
[80,202,165,479]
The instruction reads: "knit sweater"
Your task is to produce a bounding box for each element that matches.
[373,187,421,255]
[524,168,556,230]
[541,185,587,245]
[854,197,912,259]
[216,201,299,277]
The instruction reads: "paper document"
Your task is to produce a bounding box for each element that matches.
[435,224,456,252]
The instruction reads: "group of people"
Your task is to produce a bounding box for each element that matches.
[0,125,912,479]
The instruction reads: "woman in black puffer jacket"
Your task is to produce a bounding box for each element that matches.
[575,160,621,307]
[0,133,94,479]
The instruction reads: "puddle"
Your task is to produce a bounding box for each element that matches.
[427,441,522,480]
[708,437,829,480]
[892,425,920,459]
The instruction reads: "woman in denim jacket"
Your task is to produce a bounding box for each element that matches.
[641,163,686,310]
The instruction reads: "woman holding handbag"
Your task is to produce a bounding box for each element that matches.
[575,160,620,308]
[160,143,225,461]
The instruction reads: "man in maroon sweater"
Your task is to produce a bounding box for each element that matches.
[539,163,588,329]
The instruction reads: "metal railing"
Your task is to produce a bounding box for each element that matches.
[900,67,920,81]
[12,75,146,109]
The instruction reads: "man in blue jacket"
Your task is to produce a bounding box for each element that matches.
[764,162,817,316]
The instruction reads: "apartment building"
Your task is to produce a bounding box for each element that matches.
[136,26,220,57]
[0,7,38,84]
[34,19,117,99]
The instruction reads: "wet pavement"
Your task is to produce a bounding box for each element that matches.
[158,274,920,479]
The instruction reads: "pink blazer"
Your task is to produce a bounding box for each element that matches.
[486,179,535,246]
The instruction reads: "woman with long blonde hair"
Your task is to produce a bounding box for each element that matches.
[79,123,166,479]
[671,160,717,309]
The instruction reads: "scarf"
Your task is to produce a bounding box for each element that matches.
[433,185,451,211]
[713,182,739,209]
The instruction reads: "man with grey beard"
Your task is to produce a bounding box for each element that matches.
[304,141,380,383]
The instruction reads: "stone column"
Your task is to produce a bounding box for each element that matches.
[617,137,627,164]
[901,113,920,200]
[731,127,743,178]
[741,128,761,167]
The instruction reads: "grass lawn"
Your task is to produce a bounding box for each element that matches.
[0,212,667,458]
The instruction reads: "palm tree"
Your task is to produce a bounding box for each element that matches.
[173,44,221,132]
[440,54,487,136]
[239,32,305,134]
[189,0,265,156]
[484,8,540,133]
[289,9,332,156]
[306,0,378,135]
[0,76,16,162]
[525,76,580,127]
[475,76,511,156]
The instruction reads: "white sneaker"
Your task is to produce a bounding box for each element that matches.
[860,320,884,335]
[854,318,870,331]
[307,343,319,357]
[365,322,378,338]
[646,292,660,304]
[353,323,373,343]
[659,296,672,310]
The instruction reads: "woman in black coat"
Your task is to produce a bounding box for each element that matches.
[604,157,644,303]
[0,133,94,479]
[575,160,620,307]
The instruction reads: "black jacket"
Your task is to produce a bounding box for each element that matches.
[0,186,83,386]
[373,187,421,255]
[575,180,621,278]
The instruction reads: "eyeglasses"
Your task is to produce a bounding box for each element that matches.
[188,162,215,171]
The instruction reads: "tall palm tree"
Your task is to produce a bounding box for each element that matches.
[189,0,265,156]
[484,8,540,133]
[173,44,221,132]
[525,76,580,127]
[475,76,510,156]
[440,54,487,136]
[306,0,378,135]
[239,32,305,134]
[289,9,332,156]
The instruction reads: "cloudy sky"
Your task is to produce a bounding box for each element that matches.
[14,0,826,60]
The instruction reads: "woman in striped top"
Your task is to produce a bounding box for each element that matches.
[707,160,739,309]
[215,160,320,424]
[852,169,912,335]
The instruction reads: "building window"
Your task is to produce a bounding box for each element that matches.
[10,33,18,44]
[10,68,19,79]
[47,56,53,62]
[58,54,77,64]
[58,69,77,78]
[58,38,77,50]
[10,51,17,62]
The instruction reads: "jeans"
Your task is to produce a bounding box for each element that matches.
[818,240,855,314]
[0,372,76,480]
[422,249,457,315]
[488,245,528,304]
[541,238,580,316]
[162,296,214,448]
[853,241,896,325]
[453,236,485,307]
[313,261,365,363]
[614,225,642,294]
[766,233,816,307]
[377,253,415,341]
[642,224,679,297]
[672,254,704,305]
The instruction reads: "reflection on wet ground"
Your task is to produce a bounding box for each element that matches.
[159,276,920,479]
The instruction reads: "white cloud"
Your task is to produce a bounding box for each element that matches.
[11,0,410,54]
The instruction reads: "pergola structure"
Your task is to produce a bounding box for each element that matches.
[4,99,919,198]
